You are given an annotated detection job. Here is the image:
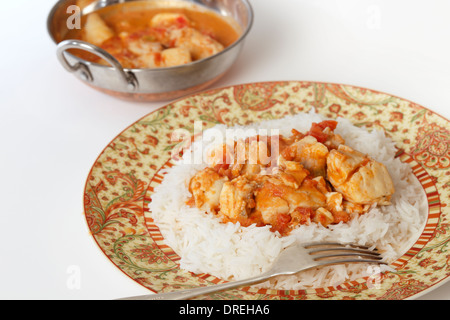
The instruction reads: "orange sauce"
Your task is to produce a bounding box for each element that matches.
[64,2,241,67]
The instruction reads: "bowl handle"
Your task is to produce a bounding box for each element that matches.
[56,39,138,91]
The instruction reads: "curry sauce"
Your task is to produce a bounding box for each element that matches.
[187,121,395,236]
[65,2,240,68]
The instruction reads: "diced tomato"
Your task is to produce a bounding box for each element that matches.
[154,52,162,65]
[306,120,337,143]
[271,213,292,235]
[293,207,314,225]
[175,16,189,28]
[332,210,350,224]
[317,120,338,131]
[307,123,328,143]
[278,213,291,224]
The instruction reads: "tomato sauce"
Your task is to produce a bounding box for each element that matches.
[64,1,240,67]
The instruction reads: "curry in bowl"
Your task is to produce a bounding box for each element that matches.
[65,1,240,69]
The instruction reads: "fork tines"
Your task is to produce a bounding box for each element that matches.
[302,242,386,265]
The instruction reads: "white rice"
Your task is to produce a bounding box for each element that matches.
[149,109,428,289]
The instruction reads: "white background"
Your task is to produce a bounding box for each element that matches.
[1,0,449,300]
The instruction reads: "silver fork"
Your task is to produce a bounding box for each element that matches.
[117,241,385,300]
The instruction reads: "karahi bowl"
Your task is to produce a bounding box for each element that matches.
[47,0,253,101]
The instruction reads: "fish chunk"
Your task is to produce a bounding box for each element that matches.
[277,159,310,186]
[254,177,326,226]
[150,13,190,29]
[161,47,192,67]
[84,13,115,46]
[254,180,290,226]
[219,176,256,220]
[327,145,395,205]
[169,27,224,60]
[189,167,226,212]
[281,136,329,176]
[314,207,334,227]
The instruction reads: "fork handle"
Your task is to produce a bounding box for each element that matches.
[117,273,273,300]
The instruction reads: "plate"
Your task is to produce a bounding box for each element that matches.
[83,81,450,299]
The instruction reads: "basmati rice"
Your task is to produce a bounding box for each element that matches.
[149,110,427,289]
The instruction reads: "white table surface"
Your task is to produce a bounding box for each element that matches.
[1,0,449,300]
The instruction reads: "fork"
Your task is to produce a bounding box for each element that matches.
[117,241,385,300]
